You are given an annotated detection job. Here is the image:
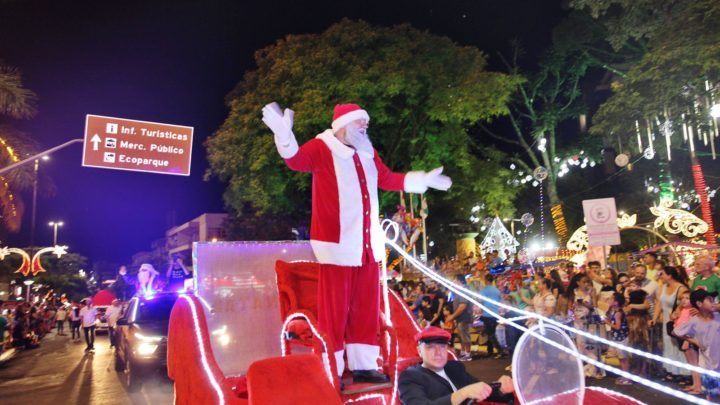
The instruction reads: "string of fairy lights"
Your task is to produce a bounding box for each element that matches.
[0,135,21,223]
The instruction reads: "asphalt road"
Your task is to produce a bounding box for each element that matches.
[0,330,173,405]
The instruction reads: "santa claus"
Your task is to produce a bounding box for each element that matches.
[262,102,452,383]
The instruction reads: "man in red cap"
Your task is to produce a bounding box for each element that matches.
[399,326,514,404]
[263,102,452,383]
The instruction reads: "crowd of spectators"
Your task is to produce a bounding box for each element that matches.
[0,297,106,356]
[392,250,720,401]
[0,300,56,352]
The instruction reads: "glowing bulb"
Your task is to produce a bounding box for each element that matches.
[711,104,720,118]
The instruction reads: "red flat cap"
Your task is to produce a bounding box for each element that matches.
[414,326,451,345]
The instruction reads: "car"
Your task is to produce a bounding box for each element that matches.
[114,292,180,391]
[94,305,110,333]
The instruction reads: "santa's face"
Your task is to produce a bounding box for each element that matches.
[341,119,369,147]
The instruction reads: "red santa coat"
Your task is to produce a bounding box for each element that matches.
[277,129,425,266]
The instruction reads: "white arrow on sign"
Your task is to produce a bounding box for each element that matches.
[90,134,101,151]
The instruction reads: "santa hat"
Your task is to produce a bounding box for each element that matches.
[332,103,369,133]
[139,263,155,272]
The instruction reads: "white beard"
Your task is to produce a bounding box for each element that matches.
[345,126,373,155]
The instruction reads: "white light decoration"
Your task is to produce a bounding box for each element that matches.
[480,216,520,255]
[180,295,226,405]
[566,213,637,251]
[650,199,709,237]
[281,312,336,386]
[711,103,720,118]
[0,245,68,277]
[538,138,547,152]
[644,146,655,160]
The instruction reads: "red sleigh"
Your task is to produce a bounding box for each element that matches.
[167,248,644,404]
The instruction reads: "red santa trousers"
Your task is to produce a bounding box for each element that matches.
[318,260,381,373]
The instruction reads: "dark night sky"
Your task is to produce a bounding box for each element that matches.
[0,0,564,266]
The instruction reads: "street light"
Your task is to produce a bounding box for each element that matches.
[30,156,49,251]
[48,220,64,245]
[23,279,34,301]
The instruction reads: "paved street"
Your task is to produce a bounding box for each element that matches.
[0,331,173,405]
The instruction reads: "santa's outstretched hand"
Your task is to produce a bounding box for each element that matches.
[424,166,452,191]
[262,102,294,145]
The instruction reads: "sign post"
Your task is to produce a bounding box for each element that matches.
[582,198,620,269]
[82,114,193,176]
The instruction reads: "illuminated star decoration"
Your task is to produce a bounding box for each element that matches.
[0,247,32,276]
[480,216,519,255]
[0,245,68,276]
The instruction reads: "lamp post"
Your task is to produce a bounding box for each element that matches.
[48,220,64,246]
[23,279,34,301]
[30,155,49,252]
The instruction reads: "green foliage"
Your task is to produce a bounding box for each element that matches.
[569,0,676,50]
[0,251,93,301]
[207,19,520,231]
[574,0,720,143]
[0,64,36,119]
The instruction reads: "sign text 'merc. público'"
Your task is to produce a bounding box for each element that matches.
[82,114,193,176]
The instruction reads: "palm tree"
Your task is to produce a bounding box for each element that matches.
[0,63,39,233]
[0,65,37,119]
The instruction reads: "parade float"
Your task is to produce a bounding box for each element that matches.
[166,237,657,404]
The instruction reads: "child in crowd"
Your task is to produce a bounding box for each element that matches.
[625,279,650,376]
[605,293,632,385]
[419,296,433,328]
[674,290,720,400]
[442,306,456,342]
[673,289,702,394]
[416,311,428,329]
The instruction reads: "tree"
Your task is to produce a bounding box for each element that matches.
[572,0,720,244]
[206,19,521,241]
[0,64,36,119]
[0,63,48,234]
[572,0,720,137]
[478,42,603,245]
[0,250,93,302]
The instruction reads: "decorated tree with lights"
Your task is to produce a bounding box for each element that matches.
[573,0,720,244]
[207,19,521,240]
[480,217,519,256]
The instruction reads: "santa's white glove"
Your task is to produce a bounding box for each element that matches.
[262,102,294,144]
[262,102,299,158]
[404,166,453,193]
[425,167,452,190]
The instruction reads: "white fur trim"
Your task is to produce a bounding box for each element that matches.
[404,171,428,193]
[323,350,346,377]
[317,130,354,159]
[332,109,370,133]
[346,343,380,371]
[274,132,299,159]
[309,149,385,266]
